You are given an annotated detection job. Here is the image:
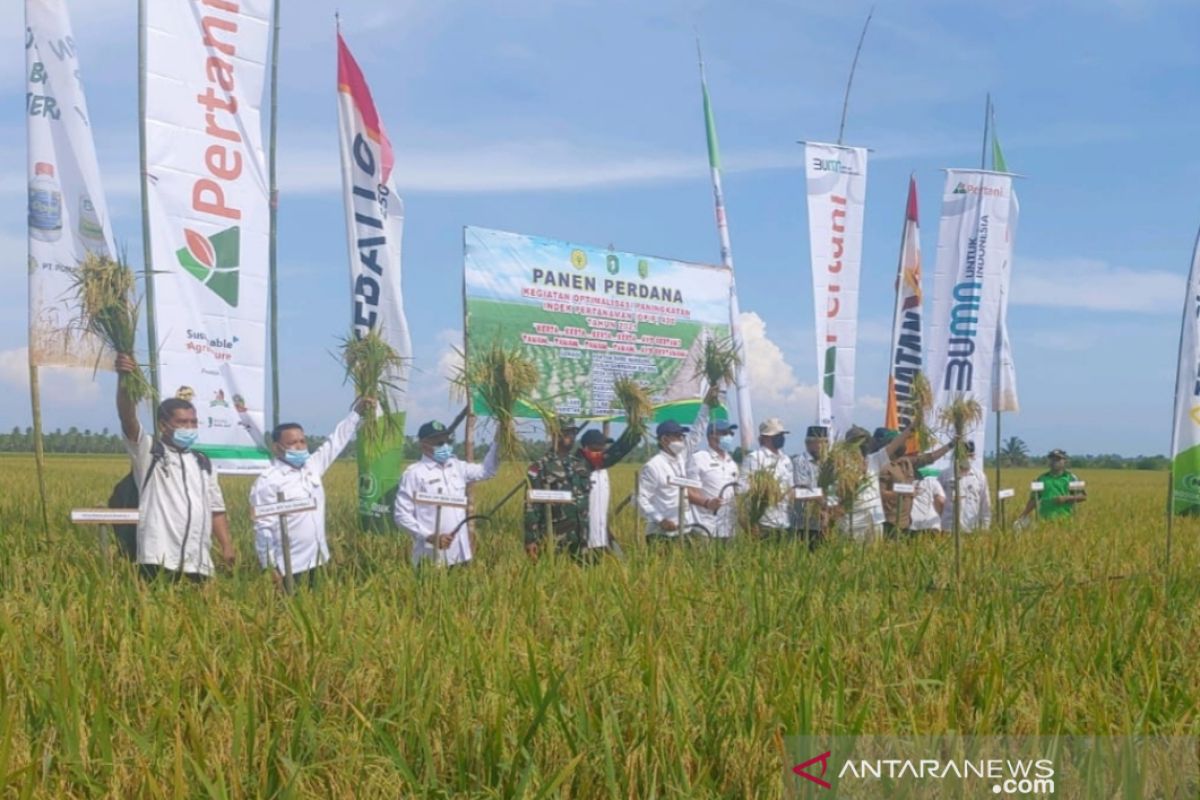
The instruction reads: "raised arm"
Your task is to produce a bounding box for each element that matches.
[884,427,915,461]
[602,423,643,468]
[115,353,141,442]
[464,428,501,483]
[311,408,363,476]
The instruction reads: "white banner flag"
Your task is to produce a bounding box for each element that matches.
[927,170,1016,466]
[143,0,271,473]
[26,0,116,368]
[805,142,868,433]
[992,190,1021,413]
[1170,229,1200,515]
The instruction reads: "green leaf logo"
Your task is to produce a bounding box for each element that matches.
[177,226,240,307]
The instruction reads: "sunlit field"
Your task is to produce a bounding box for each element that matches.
[1,454,1197,797]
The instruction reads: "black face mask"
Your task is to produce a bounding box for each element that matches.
[771,434,786,450]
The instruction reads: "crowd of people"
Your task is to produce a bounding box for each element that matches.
[111,356,1087,585]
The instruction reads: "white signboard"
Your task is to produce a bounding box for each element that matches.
[527,489,575,504]
[794,487,824,500]
[997,488,1015,500]
[71,508,139,525]
[252,497,317,519]
[415,492,468,508]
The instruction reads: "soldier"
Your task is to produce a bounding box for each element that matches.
[524,418,640,559]
[874,427,955,538]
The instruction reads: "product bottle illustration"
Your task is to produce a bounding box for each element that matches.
[28,162,62,243]
[78,193,107,251]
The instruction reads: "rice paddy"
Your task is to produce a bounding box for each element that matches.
[0,454,1197,797]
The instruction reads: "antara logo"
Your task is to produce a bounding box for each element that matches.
[793,751,833,789]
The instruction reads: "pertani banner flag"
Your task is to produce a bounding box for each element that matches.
[884,175,923,438]
[1170,230,1200,515]
[926,170,1016,467]
[805,142,867,434]
[143,0,271,473]
[337,30,412,531]
[463,227,732,422]
[26,0,116,368]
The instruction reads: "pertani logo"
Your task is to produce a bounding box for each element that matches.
[953,182,1006,198]
[177,227,240,307]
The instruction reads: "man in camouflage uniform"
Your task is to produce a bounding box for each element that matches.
[524,417,640,559]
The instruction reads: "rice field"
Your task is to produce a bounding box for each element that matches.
[0,454,1197,797]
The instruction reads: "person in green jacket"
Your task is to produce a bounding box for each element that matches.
[1017,449,1087,523]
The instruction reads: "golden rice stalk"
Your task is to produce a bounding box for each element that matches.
[339,329,406,454]
[909,371,935,450]
[529,400,562,448]
[71,251,151,404]
[937,393,984,465]
[614,377,654,438]
[693,334,741,398]
[820,439,869,511]
[465,342,539,461]
[737,469,787,534]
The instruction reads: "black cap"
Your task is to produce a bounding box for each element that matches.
[579,429,613,447]
[805,425,829,439]
[1048,448,1067,459]
[417,420,452,441]
[656,420,690,438]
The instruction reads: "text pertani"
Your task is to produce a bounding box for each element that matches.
[192,0,248,224]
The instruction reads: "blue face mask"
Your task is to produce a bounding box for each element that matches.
[718,434,737,453]
[283,448,310,468]
[171,428,198,450]
[432,443,453,464]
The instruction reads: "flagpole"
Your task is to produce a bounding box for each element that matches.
[137,0,160,398]
[981,93,1003,517]
[696,38,755,452]
[28,362,50,534]
[884,175,913,429]
[837,6,874,145]
[268,0,281,429]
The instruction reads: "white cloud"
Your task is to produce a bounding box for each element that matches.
[1011,257,1184,313]
[0,348,103,407]
[738,311,817,423]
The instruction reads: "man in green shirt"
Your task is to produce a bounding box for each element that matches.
[1018,448,1086,523]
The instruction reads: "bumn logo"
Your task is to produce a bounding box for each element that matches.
[177,227,240,307]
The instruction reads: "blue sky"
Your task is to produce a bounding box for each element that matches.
[2,0,1198,456]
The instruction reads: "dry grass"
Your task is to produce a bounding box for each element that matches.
[614,377,654,438]
[339,329,406,457]
[71,252,151,404]
[461,342,539,460]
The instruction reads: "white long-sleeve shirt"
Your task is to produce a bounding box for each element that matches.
[739,448,793,530]
[587,468,611,548]
[688,448,739,538]
[638,449,691,536]
[394,440,500,566]
[126,428,226,575]
[838,450,890,540]
[250,411,360,574]
[938,467,991,531]
[911,476,947,531]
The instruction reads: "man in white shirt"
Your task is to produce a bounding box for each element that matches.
[792,425,829,547]
[687,417,740,539]
[250,400,369,589]
[835,424,914,541]
[939,442,992,532]
[115,353,235,582]
[910,466,947,533]
[739,417,795,538]
[637,420,708,540]
[394,419,499,567]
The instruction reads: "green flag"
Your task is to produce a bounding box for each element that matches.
[702,80,721,170]
[991,115,1008,172]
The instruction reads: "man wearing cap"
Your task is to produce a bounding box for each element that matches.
[1017,449,1086,524]
[938,441,991,532]
[638,418,708,540]
[830,424,914,540]
[394,419,500,568]
[739,418,796,538]
[524,419,640,558]
[792,426,829,547]
[874,427,956,538]
[910,466,947,533]
[687,415,740,540]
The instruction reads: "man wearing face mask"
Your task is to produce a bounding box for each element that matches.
[249,398,372,589]
[739,418,795,538]
[524,418,641,558]
[687,417,740,539]
[792,425,829,547]
[115,353,234,582]
[394,419,500,568]
[637,419,708,540]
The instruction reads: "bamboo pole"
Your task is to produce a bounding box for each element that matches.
[268,0,282,429]
[28,362,50,534]
[836,7,874,145]
[137,0,160,398]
